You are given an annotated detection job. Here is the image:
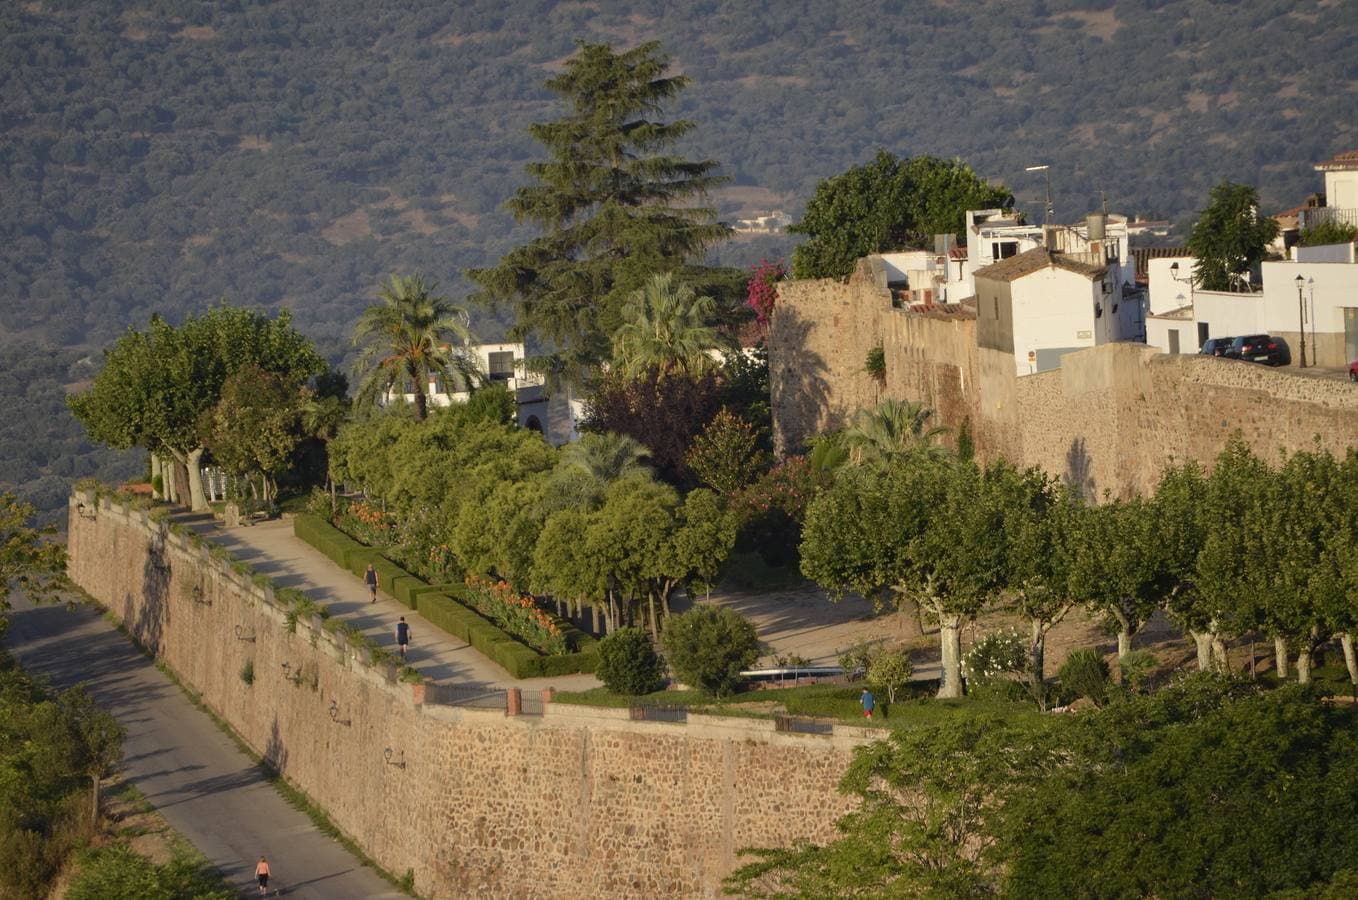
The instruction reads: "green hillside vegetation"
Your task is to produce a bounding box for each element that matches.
[4,0,1356,520]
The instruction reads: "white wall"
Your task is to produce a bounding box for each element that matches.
[1147,256,1196,315]
[1324,170,1358,209]
[1009,267,1098,376]
[1294,242,1356,264]
[1192,290,1265,340]
[1146,316,1196,355]
[1261,260,1358,365]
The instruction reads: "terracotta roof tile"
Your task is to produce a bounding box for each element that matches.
[1316,149,1358,170]
[972,247,1105,283]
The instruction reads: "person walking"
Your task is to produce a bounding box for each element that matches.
[255,856,272,895]
[365,564,378,603]
[861,688,875,720]
[395,616,411,660]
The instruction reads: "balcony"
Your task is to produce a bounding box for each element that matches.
[1298,207,1358,230]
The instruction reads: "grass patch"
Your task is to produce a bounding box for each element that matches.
[554,681,1047,729]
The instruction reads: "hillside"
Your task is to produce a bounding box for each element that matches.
[3,0,1356,520]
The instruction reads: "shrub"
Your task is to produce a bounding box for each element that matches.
[1059,647,1111,706]
[964,629,1027,685]
[66,845,234,900]
[462,575,568,655]
[837,640,877,680]
[1117,649,1158,693]
[595,627,666,695]
[660,604,761,697]
[686,409,770,495]
[239,659,254,686]
[867,649,913,703]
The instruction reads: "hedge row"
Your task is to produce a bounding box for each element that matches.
[291,515,597,679]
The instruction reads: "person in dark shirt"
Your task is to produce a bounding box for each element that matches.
[396,616,411,659]
[365,564,378,603]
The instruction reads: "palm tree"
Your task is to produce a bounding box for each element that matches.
[841,399,949,467]
[611,272,732,378]
[545,432,651,511]
[302,391,351,511]
[351,274,478,421]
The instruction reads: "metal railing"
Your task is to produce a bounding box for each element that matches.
[422,684,507,710]
[628,705,688,723]
[774,716,834,736]
[1299,207,1358,230]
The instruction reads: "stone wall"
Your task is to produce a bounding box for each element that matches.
[772,262,1358,495]
[67,493,865,899]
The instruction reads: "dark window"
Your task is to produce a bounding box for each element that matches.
[1197,323,1209,346]
[992,241,1018,260]
[488,351,515,381]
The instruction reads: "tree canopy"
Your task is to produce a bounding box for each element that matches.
[790,151,1013,280]
[466,41,731,374]
[1186,181,1280,291]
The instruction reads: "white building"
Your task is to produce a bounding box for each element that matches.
[1300,149,1358,231]
[381,342,585,443]
[974,246,1145,377]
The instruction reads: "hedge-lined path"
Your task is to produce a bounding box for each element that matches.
[4,596,402,899]
[183,513,601,691]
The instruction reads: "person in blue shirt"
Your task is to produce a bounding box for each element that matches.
[861,688,875,719]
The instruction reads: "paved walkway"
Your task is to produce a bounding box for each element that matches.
[4,597,400,899]
[187,515,599,691]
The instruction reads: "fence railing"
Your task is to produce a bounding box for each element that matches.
[628,705,689,723]
[774,715,834,736]
[422,684,508,710]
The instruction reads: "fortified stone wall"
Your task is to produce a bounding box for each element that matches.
[773,264,1358,496]
[67,494,865,899]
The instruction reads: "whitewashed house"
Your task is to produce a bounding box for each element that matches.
[974,246,1145,377]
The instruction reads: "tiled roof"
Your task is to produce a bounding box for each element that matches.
[1131,246,1189,280]
[972,247,1106,283]
[1316,149,1358,170]
[948,246,968,260]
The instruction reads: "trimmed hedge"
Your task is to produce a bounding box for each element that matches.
[292,514,599,679]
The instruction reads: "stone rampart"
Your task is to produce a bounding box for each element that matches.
[67,493,866,899]
[772,263,1358,495]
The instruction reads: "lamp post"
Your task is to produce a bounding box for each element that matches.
[1295,274,1308,368]
[1025,164,1053,225]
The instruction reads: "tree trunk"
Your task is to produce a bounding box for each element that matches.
[1211,636,1229,672]
[328,477,337,516]
[186,447,209,511]
[591,599,600,635]
[1110,607,1133,658]
[648,592,659,640]
[414,388,428,422]
[1341,633,1358,686]
[937,614,964,699]
[1296,645,1313,684]
[150,454,163,499]
[1274,635,1289,679]
[91,773,101,825]
[1191,631,1213,671]
[1029,619,1047,687]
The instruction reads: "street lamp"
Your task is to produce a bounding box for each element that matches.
[1295,274,1308,368]
[1025,164,1054,225]
[1169,260,1195,312]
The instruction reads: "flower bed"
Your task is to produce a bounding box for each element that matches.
[462,574,568,655]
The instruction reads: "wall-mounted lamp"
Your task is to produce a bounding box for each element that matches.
[281,661,302,684]
[234,624,256,642]
[192,584,211,606]
[329,699,351,726]
[76,501,98,520]
[384,748,406,769]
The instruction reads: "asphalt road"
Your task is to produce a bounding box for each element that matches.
[4,597,401,899]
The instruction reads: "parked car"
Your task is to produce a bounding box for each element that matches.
[1199,337,1236,357]
[1350,359,1358,382]
[1223,334,1291,367]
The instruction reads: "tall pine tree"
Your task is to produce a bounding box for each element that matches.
[467,42,731,376]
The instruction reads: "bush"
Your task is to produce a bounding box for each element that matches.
[595,627,666,695]
[67,845,234,900]
[660,604,761,696]
[1117,650,1158,693]
[867,649,913,704]
[1059,647,1111,706]
[239,659,254,686]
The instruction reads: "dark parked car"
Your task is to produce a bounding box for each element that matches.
[1200,336,1236,357]
[1223,334,1291,366]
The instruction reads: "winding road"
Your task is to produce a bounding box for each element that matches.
[4,596,400,899]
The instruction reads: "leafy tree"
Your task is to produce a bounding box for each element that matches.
[866,648,913,705]
[1,494,66,631]
[612,272,732,378]
[466,41,730,374]
[201,365,304,504]
[584,477,681,634]
[790,151,1013,280]
[1297,220,1357,247]
[581,368,724,485]
[351,274,476,422]
[660,604,760,696]
[658,488,740,613]
[840,398,948,467]
[530,508,603,630]
[726,715,1040,898]
[301,389,351,511]
[68,307,325,510]
[594,626,666,695]
[1330,449,1358,685]
[58,687,124,824]
[686,409,770,495]
[1186,181,1280,291]
[746,260,785,335]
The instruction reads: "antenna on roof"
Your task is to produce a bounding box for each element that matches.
[1025,165,1053,225]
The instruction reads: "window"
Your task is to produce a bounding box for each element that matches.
[488,351,516,381]
[992,241,1018,260]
